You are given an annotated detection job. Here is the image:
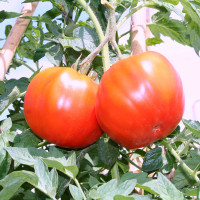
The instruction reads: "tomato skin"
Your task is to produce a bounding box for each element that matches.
[24,67,102,148]
[95,51,185,149]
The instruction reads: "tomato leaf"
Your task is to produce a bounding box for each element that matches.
[0,78,29,114]
[89,179,137,199]
[45,43,63,66]
[59,26,99,52]
[1,117,12,134]
[143,172,184,199]
[120,172,152,185]
[0,10,21,23]
[172,149,200,189]
[182,119,200,137]
[146,37,163,46]
[114,195,135,200]
[5,146,78,179]
[0,171,38,200]
[69,184,83,200]
[34,158,58,199]
[14,130,41,148]
[142,147,163,172]
[97,138,119,168]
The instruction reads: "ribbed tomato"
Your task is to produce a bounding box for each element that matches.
[24,67,102,148]
[95,51,185,149]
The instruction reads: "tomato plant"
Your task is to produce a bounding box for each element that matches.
[95,51,185,149]
[1,0,200,199]
[24,67,102,148]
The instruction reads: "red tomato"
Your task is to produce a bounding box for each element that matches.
[95,51,185,149]
[24,67,102,148]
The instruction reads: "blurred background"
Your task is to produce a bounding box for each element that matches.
[1,0,200,121]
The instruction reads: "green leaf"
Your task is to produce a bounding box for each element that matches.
[142,147,163,172]
[172,149,200,189]
[153,0,184,20]
[120,172,152,185]
[184,188,198,196]
[45,44,63,66]
[69,184,83,200]
[59,26,99,52]
[48,20,62,37]
[115,194,151,200]
[89,0,108,31]
[130,194,151,200]
[182,119,200,137]
[180,0,200,25]
[0,81,5,94]
[34,158,58,198]
[97,138,119,168]
[189,28,200,55]
[5,24,12,37]
[162,0,179,5]
[157,172,184,200]
[114,195,135,200]
[1,117,12,134]
[89,175,100,187]
[23,0,48,2]
[143,173,184,199]
[0,10,21,23]
[146,37,163,46]
[5,146,78,179]
[148,20,188,45]
[89,179,137,199]
[0,78,29,114]
[14,130,41,148]
[0,171,38,200]
[161,150,174,173]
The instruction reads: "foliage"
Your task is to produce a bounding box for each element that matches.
[0,0,200,199]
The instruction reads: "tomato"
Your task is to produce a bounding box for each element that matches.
[24,67,102,148]
[95,51,185,149]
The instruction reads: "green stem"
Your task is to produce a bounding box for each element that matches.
[37,140,49,148]
[116,2,152,30]
[23,62,36,73]
[163,142,200,183]
[111,162,120,183]
[74,178,87,200]
[124,156,143,171]
[198,185,200,200]
[76,0,110,71]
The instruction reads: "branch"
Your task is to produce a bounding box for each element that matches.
[131,6,147,55]
[77,0,110,72]
[0,2,39,81]
[163,142,200,183]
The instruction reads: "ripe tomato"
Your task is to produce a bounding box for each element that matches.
[95,51,185,149]
[24,67,102,148]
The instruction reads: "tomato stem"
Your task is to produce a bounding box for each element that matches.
[163,141,200,183]
[74,178,87,200]
[77,0,110,72]
[37,140,50,148]
[116,2,152,30]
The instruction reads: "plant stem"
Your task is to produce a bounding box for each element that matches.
[23,62,36,73]
[74,178,87,200]
[77,0,110,71]
[37,140,49,148]
[108,1,123,60]
[111,162,120,183]
[116,2,152,30]
[163,142,200,183]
